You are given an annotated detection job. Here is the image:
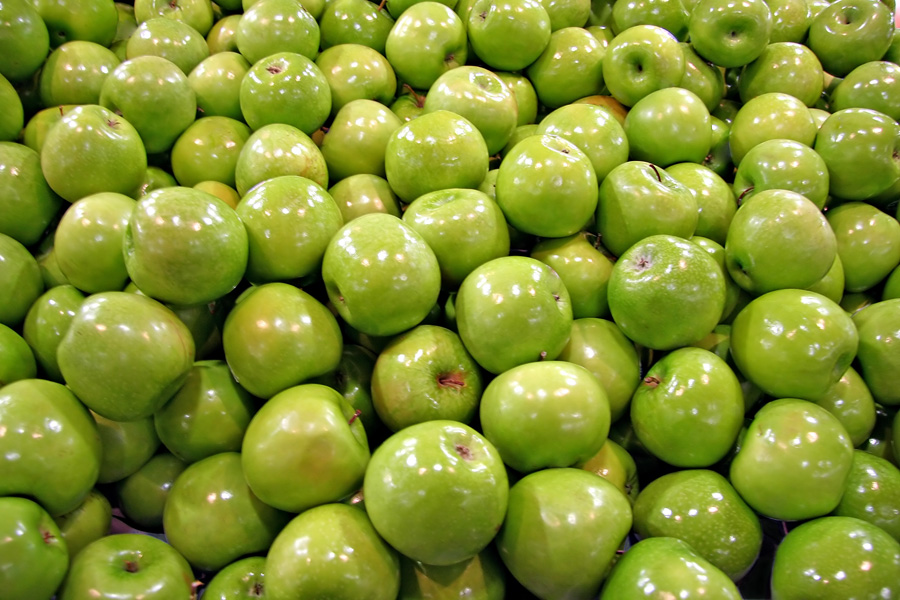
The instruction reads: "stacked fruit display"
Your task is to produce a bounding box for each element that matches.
[2,0,900,597]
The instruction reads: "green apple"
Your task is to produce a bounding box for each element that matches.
[0,496,68,599]
[666,162,735,245]
[557,318,642,422]
[689,0,772,68]
[612,0,690,39]
[319,0,395,54]
[728,92,817,165]
[771,516,900,599]
[328,173,402,222]
[539,0,591,29]
[526,26,606,109]
[530,232,614,319]
[384,110,489,203]
[322,213,442,337]
[732,138,830,209]
[535,102,629,182]
[0,323,36,385]
[624,87,712,166]
[766,0,812,42]
[134,0,215,36]
[831,61,900,120]
[0,73,22,142]
[466,0,551,71]
[0,379,102,516]
[236,0,319,65]
[730,398,854,520]
[163,452,291,572]
[496,468,632,599]
[41,105,147,203]
[234,122,328,195]
[317,44,396,117]
[827,202,900,292]
[480,360,610,473]
[0,0,50,82]
[455,256,573,374]
[402,187,510,288]
[39,40,120,106]
[608,234,725,350]
[124,186,248,306]
[371,324,483,431]
[364,420,508,565]
[126,17,210,75]
[0,233,43,328]
[399,547,506,600]
[313,344,382,438]
[631,347,744,467]
[738,42,824,107]
[266,503,400,600]
[853,299,900,406]
[154,360,256,463]
[57,291,195,422]
[321,98,403,181]
[811,367,876,447]
[100,56,197,154]
[576,438,640,503]
[725,189,836,294]
[496,133,598,237]
[170,116,252,189]
[241,384,370,512]
[806,0,894,77]
[222,283,343,399]
[679,42,726,111]
[116,453,187,531]
[703,114,733,178]
[193,181,240,209]
[92,411,159,484]
[730,289,857,399]
[385,2,467,90]
[497,72,539,126]
[600,538,741,599]
[187,52,250,121]
[236,175,344,283]
[602,24,685,107]
[60,533,197,600]
[52,489,111,561]
[815,108,900,201]
[53,192,135,294]
[596,161,698,257]
[634,469,762,580]
[423,66,517,155]
[0,141,63,247]
[239,51,331,136]
[834,450,900,541]
[202,556,266,600]
[22,284,85,381]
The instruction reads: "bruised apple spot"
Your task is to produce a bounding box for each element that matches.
[455,444,473,460]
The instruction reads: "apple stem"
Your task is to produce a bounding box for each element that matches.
[647,163,662,182]
[377,0,387,11]
[348,409,362,425]
[58,105,65,117]
[643,375,661,388]
[737,186,754,205]
[539,350,548,361]
[402,84,425,107]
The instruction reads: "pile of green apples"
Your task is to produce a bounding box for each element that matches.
[3,0,900,597]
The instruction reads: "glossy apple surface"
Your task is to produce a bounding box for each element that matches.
[0,141,63,247]
[0,496,69,599]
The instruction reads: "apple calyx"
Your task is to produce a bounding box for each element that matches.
[251,581,264,597]
[266,64,283,75]
[107,119,121,130]
[455,443,473,460]
[123,560,140,573]
[437,371,466,390]
[643,375,661,388]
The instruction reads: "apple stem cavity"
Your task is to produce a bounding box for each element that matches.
[643,375,661,388]
[437,372,466,390]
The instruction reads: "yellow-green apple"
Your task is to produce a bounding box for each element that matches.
[202,556,266,600]
[399,548,506,600]
[321,99,403,181]
[234,122,328,194]
[187,52,249,121]
[530,232,614,319]
[170,116,251,189]
[576,438,640,503]
[328,174,402,222]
